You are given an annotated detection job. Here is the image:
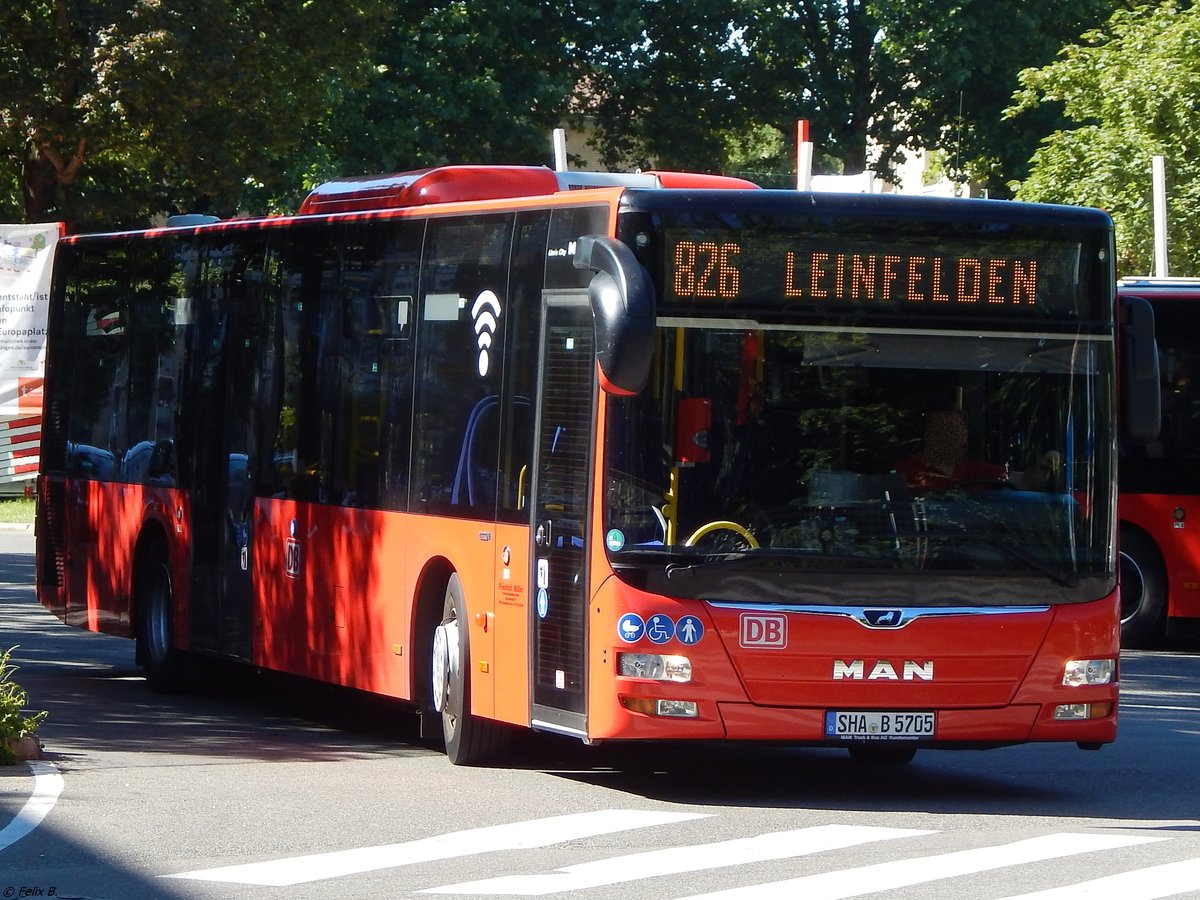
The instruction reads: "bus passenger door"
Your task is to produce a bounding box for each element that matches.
[530,295,595,736]
[184,241,269,659]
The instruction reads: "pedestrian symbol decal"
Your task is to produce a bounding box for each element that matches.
[676,615,704,645]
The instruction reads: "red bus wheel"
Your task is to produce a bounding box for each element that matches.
[433,573,508,765]
[1119,526,1166,648]
[135,541,185,692]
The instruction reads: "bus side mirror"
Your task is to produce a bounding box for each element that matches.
[573,234,655,395]
[1120,294,1161,443]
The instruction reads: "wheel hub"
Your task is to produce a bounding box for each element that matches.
[431,620,460,715]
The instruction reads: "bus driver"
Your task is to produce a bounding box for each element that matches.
[896,409,1059,492]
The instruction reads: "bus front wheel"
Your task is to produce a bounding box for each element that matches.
[431,573,508,765]
[1119,526,1166,648]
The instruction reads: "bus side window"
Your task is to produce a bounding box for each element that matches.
[65,242,134,483]
[496,210,550,520]
[263,228,331,503]
[412,215,513,518]
[333,221,420,510]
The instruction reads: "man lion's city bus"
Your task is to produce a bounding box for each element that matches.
[1117,277,1200,647]
[36,165,1153,765]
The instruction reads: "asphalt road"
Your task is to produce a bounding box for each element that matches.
[2,528,1200,899]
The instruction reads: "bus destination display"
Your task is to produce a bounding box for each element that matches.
[666,234,1084,315]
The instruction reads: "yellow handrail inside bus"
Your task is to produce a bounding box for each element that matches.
[684,520,760,549]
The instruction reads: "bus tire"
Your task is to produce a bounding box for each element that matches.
[1119,526,1166,648]
[432,573,508,766]
[135,539,186,692]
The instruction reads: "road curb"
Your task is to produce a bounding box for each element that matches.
[0,760,63,851]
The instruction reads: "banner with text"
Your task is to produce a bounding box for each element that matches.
[0,223,62,485]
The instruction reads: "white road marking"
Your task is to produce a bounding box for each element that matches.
[420,823,932,895]
[680,833,1166,900]
[998,856,1200,899]
[164,808,709,886]
[0,761,64,851]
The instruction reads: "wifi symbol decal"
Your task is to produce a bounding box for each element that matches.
[471,290,502,377]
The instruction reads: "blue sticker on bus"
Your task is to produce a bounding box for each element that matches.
[646,614,675,644]
[675,615,704,645]
[617,613,645,643]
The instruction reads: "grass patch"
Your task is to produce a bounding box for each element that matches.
[0,497,34,524]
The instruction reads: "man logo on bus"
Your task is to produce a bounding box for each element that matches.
[864,608,905,628]
[471,290,502,377]
[833,659,934,681]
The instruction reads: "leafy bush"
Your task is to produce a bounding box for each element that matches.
[0,646,47,764]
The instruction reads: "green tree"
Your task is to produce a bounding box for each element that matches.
[1009,2,1200,275]
[582,1,1112,188]
[314,1,581,180]
[577,0,752,171]
[878,0,1114,195]
[1,1,386,229]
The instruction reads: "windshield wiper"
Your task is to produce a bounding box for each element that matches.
[663,551,898,580]
[927,531,1080,588]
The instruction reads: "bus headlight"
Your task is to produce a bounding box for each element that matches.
[1062,658,1116,687]
[620,696,699,717]
[1053,701,1114,720]
[617,653,692,683]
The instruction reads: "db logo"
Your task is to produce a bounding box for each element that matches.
[285,538,301,579]
[740,613,787,648]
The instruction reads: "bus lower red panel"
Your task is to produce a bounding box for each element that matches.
[36,477,182,637]
[588,575,1118,745]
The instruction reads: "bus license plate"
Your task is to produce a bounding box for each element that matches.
[824,711,936,741]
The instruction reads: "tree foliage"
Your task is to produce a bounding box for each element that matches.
[315,1,580,179]
[1,1,1133,230]
[1010,2,1200,276]
[577,0,752,171]
[581,0,1113,190]
[1,0,387,228]
[877,0,1113,194]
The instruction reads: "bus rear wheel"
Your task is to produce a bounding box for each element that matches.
[1119,526,1166,648]
[431,573,508,765]
[135,540,185,692]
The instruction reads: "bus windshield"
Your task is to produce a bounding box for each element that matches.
[609,324,1113,607]
[604,204,1118,609]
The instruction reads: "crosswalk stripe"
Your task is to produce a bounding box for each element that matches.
[419,824,932,895]
[998,856,1200,899]
[163,809,709,886]
[680,833,1166,900]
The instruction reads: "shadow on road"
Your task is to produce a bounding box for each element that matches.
[6,541,1200,825]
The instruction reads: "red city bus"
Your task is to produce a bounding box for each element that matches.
[1117,277,1200,646]
[36,165,1148,765]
